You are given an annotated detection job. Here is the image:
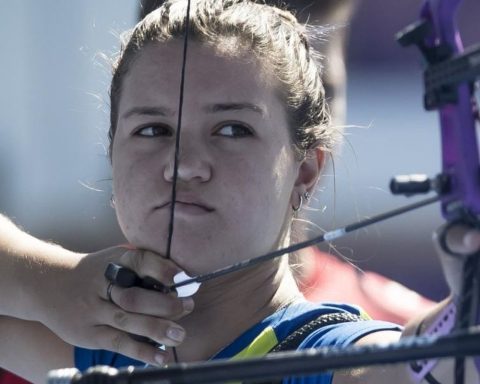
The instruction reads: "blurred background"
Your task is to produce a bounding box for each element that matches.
[0,0,478,302]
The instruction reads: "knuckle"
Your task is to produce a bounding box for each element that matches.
[156,295,185,318]
[119,249,134,265]
[111,332,126,353]
[161,264,179,282]
[117,288,139,311]
[171,299,187,317]
[112,310,129,328]
[161,296,180,314]
[120,249,145,275]
[132,250,145,274]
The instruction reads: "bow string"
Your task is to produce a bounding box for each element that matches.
[164,0,192,364]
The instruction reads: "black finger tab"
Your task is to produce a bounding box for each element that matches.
[104,263,139,287]
[140,276,171,293]
[104,263,171,293]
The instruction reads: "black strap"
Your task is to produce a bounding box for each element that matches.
[271,312,364,353]
[248,312,364,384]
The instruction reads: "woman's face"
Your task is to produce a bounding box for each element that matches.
[112,40,304,274]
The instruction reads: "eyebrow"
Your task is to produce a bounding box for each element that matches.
[122,106,173,119]
[204,102,265,116]
[121,102,265,119]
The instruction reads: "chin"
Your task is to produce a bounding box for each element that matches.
[121,233,168,256]
[170,254,213,276]
[171,245,249,277]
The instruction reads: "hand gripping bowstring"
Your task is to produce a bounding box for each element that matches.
[86,0,480,383]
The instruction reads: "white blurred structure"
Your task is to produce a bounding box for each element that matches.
[0,1,136,245]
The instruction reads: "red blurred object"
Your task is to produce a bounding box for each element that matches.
[0,371,30,384]
[300,247,436,324]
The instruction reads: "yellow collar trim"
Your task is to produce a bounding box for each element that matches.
[230,326,279,360]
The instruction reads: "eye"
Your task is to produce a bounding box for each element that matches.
[214,123,253,138]
[134,125,171,137]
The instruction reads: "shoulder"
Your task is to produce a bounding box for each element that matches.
[278,301,402,350]
[298,318,401,350]
[279,303,403,384]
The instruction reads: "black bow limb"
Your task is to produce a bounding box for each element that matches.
[47,329,480,384]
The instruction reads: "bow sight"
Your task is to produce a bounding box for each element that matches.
[392,7,480,224]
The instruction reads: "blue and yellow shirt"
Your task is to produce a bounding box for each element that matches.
[75,301,401,383]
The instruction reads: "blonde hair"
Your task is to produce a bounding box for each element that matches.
[109,0,337,158]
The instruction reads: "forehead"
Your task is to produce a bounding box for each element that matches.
[118,40,283,115]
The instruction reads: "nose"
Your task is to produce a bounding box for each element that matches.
[163,141,212,183]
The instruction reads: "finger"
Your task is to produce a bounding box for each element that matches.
[110,285,194,319]
[119,243,137,251]
[119,250,181,285]
[93,325,168,366]
[104,305,187,347]
[463,229,480,253]
[433,226,469,298]
[101,277,118,303]
[441,224,480,255]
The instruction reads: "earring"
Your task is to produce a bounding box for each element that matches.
[292,191,311,213]
[110,194,116,208]
[292,194,303,212]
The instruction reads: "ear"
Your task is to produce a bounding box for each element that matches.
[294,148,325,194]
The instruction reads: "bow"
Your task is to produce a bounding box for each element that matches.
[393,1,480,382]
[56,0,480,383]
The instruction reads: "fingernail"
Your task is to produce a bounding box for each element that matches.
[465,231,480,251]
[154,352,165,365]
[182,297,194,312]
[167,326,185,342]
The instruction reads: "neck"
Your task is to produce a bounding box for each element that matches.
[170,258,303,363]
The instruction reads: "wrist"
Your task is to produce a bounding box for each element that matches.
[409,300,456,383]
[18,243,82,324]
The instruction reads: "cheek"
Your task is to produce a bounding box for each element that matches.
[113,146,139,207]
[112,148,164,241]
[223,151,295,226]
[112,160,140,237]
[113,142,161,198]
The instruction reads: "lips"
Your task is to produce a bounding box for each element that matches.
[156,199,214,213]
